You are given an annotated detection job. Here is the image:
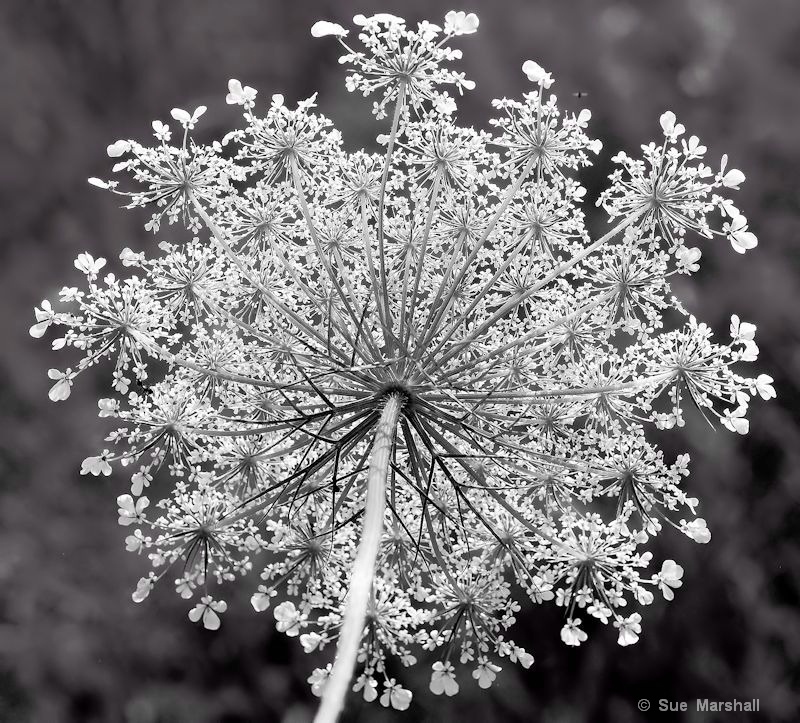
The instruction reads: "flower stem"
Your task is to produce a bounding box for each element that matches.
[376,81,407,334]
[313,392,404,723]
[425,208,647,373]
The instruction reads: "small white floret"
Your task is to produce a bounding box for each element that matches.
[311,20,348,38]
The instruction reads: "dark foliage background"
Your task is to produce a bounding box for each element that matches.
[1,1,799,721]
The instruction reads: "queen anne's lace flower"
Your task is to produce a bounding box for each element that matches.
[522,60,554,89]
[614,612,643,646]
[430,660,459,696]
[333,13,477,118]
[188,595,227,630]
[560,618,588,646]
[380,678,413,710]
[31,10,770,723]
[654,559,684,601]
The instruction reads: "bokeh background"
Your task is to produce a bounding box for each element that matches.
[1,1,799,721]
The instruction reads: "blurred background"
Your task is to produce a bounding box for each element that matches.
[1,0,799,721]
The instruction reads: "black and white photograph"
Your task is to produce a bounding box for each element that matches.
[2,2,798,721]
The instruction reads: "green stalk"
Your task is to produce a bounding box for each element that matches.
[313,392,404,723]
[376,82,407,333]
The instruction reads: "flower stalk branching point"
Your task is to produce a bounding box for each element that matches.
[32,9,773,721]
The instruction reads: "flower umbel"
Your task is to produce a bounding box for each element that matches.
[32,10,769,723]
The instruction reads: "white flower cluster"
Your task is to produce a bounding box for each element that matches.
[31,10,771,719]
